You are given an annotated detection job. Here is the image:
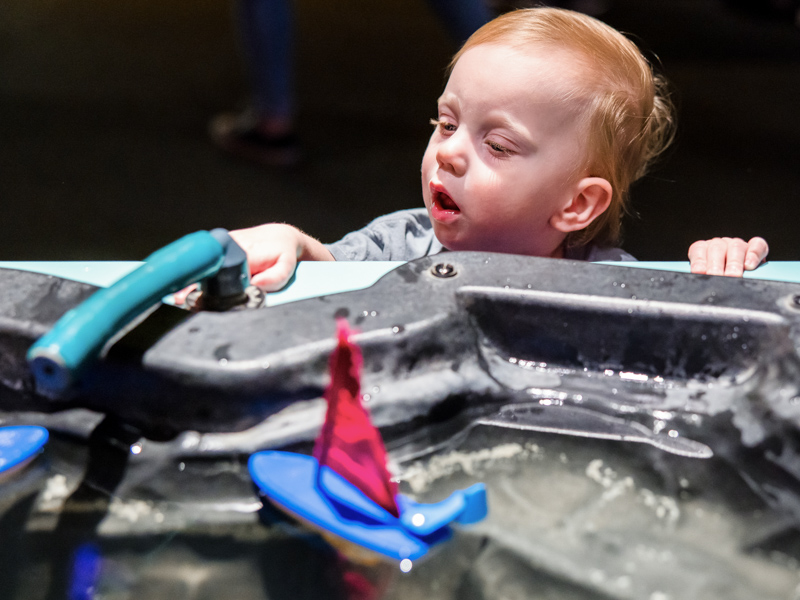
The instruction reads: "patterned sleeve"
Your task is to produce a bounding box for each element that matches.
[565,244,638,262]
[324,208,444,261]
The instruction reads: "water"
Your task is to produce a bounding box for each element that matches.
[3,395,800,599]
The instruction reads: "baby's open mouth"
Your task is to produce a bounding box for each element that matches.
[433,189,460,212]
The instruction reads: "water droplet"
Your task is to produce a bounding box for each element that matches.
[612,282,618,287]
[261,360,270,369]
[372,386,380,394]
[218,358,228,365]
[668,430,679,438]
[362,393,371,402]
[181,432,201,450]
[370,311,378,317]
[178,462,186,471]
[391,325,405,334]
[361,310,369,317]
[411,513,425,527]
[400,559,413,573]
[130,443,142,455]
[620,283,626,289]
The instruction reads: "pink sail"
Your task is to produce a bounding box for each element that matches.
[313,319,399,517]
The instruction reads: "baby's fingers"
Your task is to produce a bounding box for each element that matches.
[249,252,298,292]
[704,237,737,276]
[743,236,769,271]
[172,284,197,305]
[722,238,749,277]
[688,240,709,274]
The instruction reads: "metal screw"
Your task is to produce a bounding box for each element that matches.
[430,263,457,278]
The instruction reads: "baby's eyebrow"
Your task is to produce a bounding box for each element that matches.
[436,92,459,112]
[486,114,531,142]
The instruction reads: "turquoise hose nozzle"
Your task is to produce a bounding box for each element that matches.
[27,230,229,396]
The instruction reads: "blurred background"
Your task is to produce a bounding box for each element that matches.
[1,0,798,261]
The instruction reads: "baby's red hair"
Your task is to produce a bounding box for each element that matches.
[450,8,676,248]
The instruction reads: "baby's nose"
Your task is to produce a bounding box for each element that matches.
[436,132,468,175]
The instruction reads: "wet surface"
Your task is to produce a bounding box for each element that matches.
[4,254,800,597]
[3,411,800,599]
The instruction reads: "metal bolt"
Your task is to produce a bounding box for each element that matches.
[430,263,457,278]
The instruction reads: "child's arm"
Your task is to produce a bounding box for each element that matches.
[688,237,768,277]
[230,223,334,291]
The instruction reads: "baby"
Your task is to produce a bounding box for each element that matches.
[227,8,768,290]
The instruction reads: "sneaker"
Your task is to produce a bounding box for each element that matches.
[209,111,301,167]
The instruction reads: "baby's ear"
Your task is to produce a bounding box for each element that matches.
[550,177,613,233]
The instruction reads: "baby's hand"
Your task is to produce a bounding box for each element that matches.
[230,223,306,291]
[172,223,333,304]
[688,236,768,277]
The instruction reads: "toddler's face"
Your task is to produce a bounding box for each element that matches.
[421,43,590,256]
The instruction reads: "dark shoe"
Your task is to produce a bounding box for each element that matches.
[209,111,301,167]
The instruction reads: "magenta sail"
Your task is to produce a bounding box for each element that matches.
[312,319,399,517]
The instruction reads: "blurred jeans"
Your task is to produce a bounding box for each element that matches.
[235,0,493,121]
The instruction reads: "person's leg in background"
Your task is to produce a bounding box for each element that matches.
[210,0,494,167]
[209,0,300,166]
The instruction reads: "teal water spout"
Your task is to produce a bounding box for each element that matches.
[26,229,240,397]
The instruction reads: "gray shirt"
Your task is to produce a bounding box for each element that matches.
[325,208,636,263]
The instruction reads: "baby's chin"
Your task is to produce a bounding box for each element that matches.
[430,223,477,252]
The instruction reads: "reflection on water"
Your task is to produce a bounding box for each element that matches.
[392,426,800,600]
[2,411,800,600]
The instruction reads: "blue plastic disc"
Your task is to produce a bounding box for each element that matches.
[0,426,49,475]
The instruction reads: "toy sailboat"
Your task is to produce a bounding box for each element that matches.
[248,320,487,563]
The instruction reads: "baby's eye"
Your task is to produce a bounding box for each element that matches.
[430,118,457,133]
[486,140,512,156]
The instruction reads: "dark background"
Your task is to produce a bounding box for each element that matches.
[1,0,798,261]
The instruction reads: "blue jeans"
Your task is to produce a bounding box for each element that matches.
[235,0,493,120]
